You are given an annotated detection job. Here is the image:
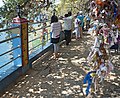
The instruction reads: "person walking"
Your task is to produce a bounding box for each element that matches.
[51,14,62,59]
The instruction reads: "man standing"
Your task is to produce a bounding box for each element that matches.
[68,11,74,40]
[63,13,73,45]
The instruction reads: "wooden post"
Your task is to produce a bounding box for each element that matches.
[20,21,29,66]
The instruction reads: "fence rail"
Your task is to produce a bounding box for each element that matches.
[0,21,51,72]
[28,21,51,54]
[0,26,20,33]
[0,26,21,70]
[0,46,21,57]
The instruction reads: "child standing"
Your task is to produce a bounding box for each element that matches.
[74,15,81,40]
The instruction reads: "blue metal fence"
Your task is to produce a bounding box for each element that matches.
[0,26,22,80]
[0,20,52,81]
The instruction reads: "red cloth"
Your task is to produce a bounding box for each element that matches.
[96,0,103,6]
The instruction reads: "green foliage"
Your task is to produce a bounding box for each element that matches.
[56,0,89,16]
[0,0,52,28]
[0,0,89,28]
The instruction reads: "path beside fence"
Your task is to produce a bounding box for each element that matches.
[1,32,120,98]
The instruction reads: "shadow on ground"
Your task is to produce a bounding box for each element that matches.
[1,33,120,98]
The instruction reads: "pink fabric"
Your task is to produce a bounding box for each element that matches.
[100,27,110,37]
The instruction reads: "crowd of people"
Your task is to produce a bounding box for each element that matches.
[50,11,74,59]
[50,10,87,59]
[50,0,120,96]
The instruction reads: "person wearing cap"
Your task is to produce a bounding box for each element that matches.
[77,11,84,38]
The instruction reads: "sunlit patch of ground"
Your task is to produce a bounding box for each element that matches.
[1,33,120,98]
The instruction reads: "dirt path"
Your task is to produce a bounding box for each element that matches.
[1,33,120,98]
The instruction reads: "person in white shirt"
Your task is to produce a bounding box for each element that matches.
[74,15,80,39]
[63,14,73,45]
[68,11,74,40]
[51,14,62,59]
